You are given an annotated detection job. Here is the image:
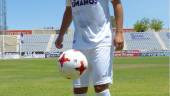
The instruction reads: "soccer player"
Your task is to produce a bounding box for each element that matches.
[55,0,124,96]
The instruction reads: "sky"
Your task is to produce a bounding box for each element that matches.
[6,0,170,29]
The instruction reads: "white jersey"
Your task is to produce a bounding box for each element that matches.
[66,0,113,49]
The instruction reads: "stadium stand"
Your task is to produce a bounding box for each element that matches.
[124,32,163,50]
[0,31,170,59]
[21,34,50,52]
[50,32,73,52]
[20,31,169,52]
[20,32,73,53]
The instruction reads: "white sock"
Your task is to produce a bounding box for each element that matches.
[74,94,87,96]
[96,89,111,96]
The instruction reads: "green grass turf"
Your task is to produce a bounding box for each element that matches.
[0,57,169,96]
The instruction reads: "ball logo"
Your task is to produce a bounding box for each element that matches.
[59,54,70,67]
[75,61,87,75]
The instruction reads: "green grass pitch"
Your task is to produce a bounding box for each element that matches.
[0,57,169,96]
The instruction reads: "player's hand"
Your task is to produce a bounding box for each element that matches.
[114,33,124,51]
[55,35,64,49]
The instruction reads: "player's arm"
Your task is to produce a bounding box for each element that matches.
[55,1,72,49]
[111,0,124,51]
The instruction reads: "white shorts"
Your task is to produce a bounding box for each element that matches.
[73,46,114,88]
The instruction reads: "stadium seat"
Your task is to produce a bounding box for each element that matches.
[125,32,162,50]
[21,34,51,52]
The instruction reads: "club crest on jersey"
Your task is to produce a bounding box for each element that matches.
[72,0,98,7]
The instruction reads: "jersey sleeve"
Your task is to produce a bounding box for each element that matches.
[66,0,71,6]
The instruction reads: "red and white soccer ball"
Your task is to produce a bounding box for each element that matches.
[58,49,88,79]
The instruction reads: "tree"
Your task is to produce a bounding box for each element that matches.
[134,18,150,32]
[150,19,163,32]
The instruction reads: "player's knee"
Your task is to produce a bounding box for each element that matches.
[94,84,109,93]
[74,87,88,94]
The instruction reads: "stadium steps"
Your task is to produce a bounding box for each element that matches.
[153,32,167,50]
[0,35,2,51]
[46,34,55,52]
[123,33,127,50]
[16,35,20,52]
[158,32,170,50]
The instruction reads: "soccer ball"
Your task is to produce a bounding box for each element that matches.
[58,49,88,79]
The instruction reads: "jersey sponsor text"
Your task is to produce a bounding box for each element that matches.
[72,0,98,7]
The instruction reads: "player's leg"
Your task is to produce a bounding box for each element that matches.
[94,83,109,93]
[90,46,113,96]
[73,49,91,96]
[73,64,89,95]
[74,87,88,96]
[73,67,89,95]
[95,84,111,96]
